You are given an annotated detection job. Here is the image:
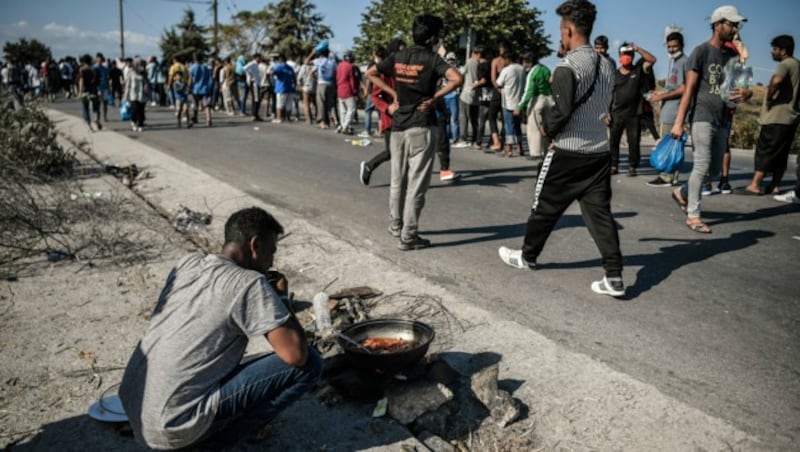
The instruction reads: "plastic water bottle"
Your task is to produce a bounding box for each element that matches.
[313,292,332,331]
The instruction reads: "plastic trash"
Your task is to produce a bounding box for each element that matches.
[650,134,686,174]
[119,101,132,121]
[173,205,212,232]
[312,292,332,331]
[45,249,72,262]
[347,139,371,147]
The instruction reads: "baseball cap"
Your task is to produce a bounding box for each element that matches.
[445,52,456,61]
[710,5,747,24]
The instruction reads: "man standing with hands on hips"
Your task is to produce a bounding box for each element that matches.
[366,14,463,251]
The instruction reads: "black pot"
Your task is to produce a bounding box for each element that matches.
[337,319,435,374]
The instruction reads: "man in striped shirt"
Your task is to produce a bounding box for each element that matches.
[498,0,625,298]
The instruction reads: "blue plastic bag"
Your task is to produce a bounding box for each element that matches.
[650,134,686,174]
[119,101,132,121]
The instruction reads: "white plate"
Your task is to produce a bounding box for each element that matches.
[87,394,128,423]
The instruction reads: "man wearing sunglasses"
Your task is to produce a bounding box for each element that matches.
[669,5,752,234]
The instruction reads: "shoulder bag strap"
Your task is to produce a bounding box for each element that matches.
[573,54,601,110]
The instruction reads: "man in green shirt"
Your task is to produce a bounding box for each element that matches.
[518,52,553,159]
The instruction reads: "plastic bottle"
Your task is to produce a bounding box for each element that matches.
[313,292,332,331]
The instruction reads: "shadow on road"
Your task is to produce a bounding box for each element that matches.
[423,212,637,248]
[702,204,798,226]
[538,230,774,298]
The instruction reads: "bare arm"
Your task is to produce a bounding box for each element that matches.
[633,44,657,73]
[266,324,307,367]
[651,84,685,103]
[366,65,397,113]
[418,67,464,112]
[670,69,699,138]
[765,73,784,110]
[304,50,316,66]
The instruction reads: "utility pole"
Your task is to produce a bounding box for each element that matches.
[212,0,218,56]
[119,0,125,59]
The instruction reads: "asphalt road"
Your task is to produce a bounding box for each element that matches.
[52,100,799,445]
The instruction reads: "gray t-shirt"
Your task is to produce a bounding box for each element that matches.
[660,54,688,126]
[687,42,738,126]
[119,253,290,449]
[459,58,480,105]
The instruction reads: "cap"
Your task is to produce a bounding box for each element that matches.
[710,5,747,23]
[445,52,456,61]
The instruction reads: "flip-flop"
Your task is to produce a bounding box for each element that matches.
[686,221,712,234]
[736,188,763,196]
[671,191,687,213]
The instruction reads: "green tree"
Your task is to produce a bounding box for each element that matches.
[3,38,52,65]
[218,10,272,57]
[159,8,211,63]
[264,0,333,59]
[353,0,551,63]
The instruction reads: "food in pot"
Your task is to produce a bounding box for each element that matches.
[360,337,416,353]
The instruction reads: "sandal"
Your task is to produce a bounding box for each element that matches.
[686,220,712,234]
[671,189,687,213]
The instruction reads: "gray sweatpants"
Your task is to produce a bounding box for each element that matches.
[389,126,437,242]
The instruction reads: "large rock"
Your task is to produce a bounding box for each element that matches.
[387,380,454,425]
[470,364,521,428]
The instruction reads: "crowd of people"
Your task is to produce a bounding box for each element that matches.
[4,1,793,450]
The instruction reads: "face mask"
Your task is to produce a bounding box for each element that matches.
[668,51,682,59]
[619,55,633,66]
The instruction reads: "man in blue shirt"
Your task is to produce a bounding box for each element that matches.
[94,53,110,122]
[271,53,296,123]
[190,53,214,127]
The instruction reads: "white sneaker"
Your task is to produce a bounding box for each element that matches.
[498,246,535,270]
[452,141,470,149]
[357,131,370,138]
[774,191,799,204]
[591,276,625,298]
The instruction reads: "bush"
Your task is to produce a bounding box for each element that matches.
[0,93,76,177]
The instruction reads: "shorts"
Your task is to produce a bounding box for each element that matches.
[193,94,211,108]
[276,93,294,109]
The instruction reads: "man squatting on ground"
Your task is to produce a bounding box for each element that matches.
[498,0,626,298]
[366,14,463,251]
[120,207,322,450]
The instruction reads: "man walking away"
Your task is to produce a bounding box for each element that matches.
[648,31,688,187]
[306,47,337,129]
[609,42,657,176]
[272,53,296,124]
[367,14,463,250]
[496,51,527,157]
[498,0,625,298]
[745,35,799,196]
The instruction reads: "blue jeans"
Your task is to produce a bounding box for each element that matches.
[445,95,459,141]
[364,96,375,133]
[502,108,522,145]
[81,94,100,123]
[196,347,322,449]
[238,80,249,114]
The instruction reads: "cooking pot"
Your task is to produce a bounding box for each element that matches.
[337,319,435,374]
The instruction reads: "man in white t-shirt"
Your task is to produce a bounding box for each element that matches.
[120,207,321,450]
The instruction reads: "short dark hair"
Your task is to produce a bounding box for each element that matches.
[522,52,538,64]
[412,14,444,46]
[224,207,284,246]
[80,54,92,65]
[594,35,608,47]
[373,45,388,60]
[96,52,105,62]
[772,35,795,56]
[666,32,684,48]
[555,0,597,39]
[503,50,518,62]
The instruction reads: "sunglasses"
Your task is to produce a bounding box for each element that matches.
[720,19,741,29]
